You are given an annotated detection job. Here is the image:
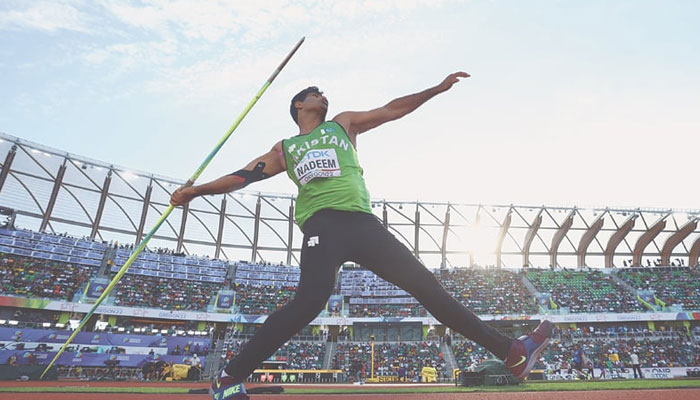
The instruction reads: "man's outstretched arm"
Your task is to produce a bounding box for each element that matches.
[333,71,469,139]
[170,142,285,206]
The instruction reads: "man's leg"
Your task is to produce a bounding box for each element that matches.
[222,216,344,383]
[347,213,512,359]
[348,213,550,379]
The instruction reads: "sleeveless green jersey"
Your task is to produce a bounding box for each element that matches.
[282,121,372,230]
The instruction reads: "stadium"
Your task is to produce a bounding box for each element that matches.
[0,128,699,400]
[2,2,700,400]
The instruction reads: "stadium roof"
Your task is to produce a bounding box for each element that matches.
[1,131,699,268]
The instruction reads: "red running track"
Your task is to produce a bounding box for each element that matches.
[4,389,700,400]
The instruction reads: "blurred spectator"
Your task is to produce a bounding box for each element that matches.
[0,253,93,301]
[617,267,700,310]
[526,269,644,313]
[113,274,221,311]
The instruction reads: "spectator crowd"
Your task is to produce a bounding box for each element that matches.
[0,253,93,301]
[113,274,221,311]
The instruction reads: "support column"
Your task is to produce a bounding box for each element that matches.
[440,205,450,268]
[135,179,153,245]
[40,161,67,232]
[577,213,605,267]
[0,145,17,195]
[382,203,388,229]
[90,170,112,239]
[214,197,227,259]
[549,210,575,268]
[414,205,420,258]
[604,214,637,268]
[690,236,700,268]
[176,203,189,253]
[286,200,294,265]
[660,219,698,266]
[495,209,512,268]
[522,209,543,267]
[251,196,262,262]
[632,215,667,267]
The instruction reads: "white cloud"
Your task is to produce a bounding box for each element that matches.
[0,0,92,33]
[82,39,179,69]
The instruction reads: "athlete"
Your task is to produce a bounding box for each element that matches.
[170,72,552,400]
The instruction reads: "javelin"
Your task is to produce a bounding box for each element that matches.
[40,37,305,379]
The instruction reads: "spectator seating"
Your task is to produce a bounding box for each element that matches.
[113,273,222,311]
[234,262,300,287]
[349,303,427,318]
[0,253,93,301]
[0,228,107,267]
[452,340,492,371]
[616,267,700,311]
[333,341,446,380]
[233,283,297,315]
[275,341,326,369]
[342,269,426,318]
[437,268,538,315]
[231,263,301,315]
[221,338,325,370]
[111,247,227,283]
[525,269,645,313]
[540,337,700,370]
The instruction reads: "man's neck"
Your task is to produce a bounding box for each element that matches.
[296,114,324,135]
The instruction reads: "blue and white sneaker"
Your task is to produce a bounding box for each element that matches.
[209,371,249,400]
[505,320,552,379]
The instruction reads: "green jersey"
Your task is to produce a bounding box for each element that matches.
[282,121,372,230]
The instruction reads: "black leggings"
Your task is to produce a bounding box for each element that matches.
[225,209,512,380]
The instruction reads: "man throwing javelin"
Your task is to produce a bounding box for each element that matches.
[171,72,552,400]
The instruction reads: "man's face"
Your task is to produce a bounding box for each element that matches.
[297,91,328,120]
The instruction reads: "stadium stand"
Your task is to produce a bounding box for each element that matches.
[525,269,645,313]
[451,339,492,371]
[349,303,427,318]
[220,337,326,370]
[0,228,107,267]
[616,267,700,310]
[112,273,222,311]
[0,228,107,301]
[333,341,447,381]
[553,322,691,342]
[342,268,427,318]
[541,337,700,370]
[231,262,301,315]
[437,268,538,315]
[0,253,93,301]
[111,247,227,283]
[232,283,298,315]
[273,341,326,370]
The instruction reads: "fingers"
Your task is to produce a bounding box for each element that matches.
[170,187,189,206]
[453,71,470,78]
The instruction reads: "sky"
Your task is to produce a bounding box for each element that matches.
[1,0,699,211]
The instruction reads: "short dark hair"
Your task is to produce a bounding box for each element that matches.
[290,86,322,124]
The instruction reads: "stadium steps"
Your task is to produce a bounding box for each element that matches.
[225,263,237,289]
[441,341,458,374]
[609,273,656,310]
[97,246,117,278]
[322,340,336,369]
[519,275,550,312]
[204,332,227,378]
[520,275,539,297]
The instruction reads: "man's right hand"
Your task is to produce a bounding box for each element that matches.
[435,71,470,94]
[170,186,197,206]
